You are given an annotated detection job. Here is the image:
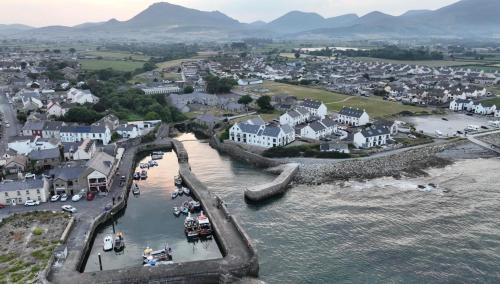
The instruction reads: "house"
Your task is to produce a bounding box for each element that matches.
[495,109,500,118]
[279,107,311,127]
[373,120,398,135]
[337,107,370,126]
[299,99,327,118]
[22,121,45,137]
[42,121,64,139]
[2,155,28,175]
[60,125,111,145]
[116,124,140,139]
[0,177,50,206]
[238,78,263,86]
[353,125,392,148]
[229,121,294,148]
[46,101,66,117]
[73,139,96,160]
[474,102,497,115]
[194,114,223,129]
[28,148,61,171]
[300,117,337,140]
[84,152,117,193]
[449,99,473,111]
[8,137,59,155]
[320,141,350,154]
[66,88,99,105]
[94,114,120,132]
[50,166,87,196]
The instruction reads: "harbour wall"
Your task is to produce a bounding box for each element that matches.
[244,163,300,202]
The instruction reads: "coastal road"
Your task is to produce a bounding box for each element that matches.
[0,91,20,156]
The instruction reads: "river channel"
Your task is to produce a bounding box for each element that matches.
[85,133,500,283]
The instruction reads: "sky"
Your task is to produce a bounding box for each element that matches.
[0,0,460,27]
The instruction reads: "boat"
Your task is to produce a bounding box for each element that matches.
[173,207,181,217]
[428,183,437,188]
[133,172,141,180]
[143,259,174,267]
[140,170,148,180]
[151,152,164,160]
[189,200,201,211]
[171,188,179,199]
[103,235,113,251]
[184,213,199,239]
[148,160,158,167]
[143,245,172,264]
[132,183,140,195]
[174,176,182,187]
[180,206,189,215]
[114,232,125,252]
[197,211,213,237]
[417,185,426,189]
[182,187,190,195]
[140,163,149,169]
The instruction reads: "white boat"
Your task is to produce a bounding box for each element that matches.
[173,207,181,217]
[171,188,179,199]
[182,187,190,195]
[143,245,172,264]
[151,152,164,160]
[189,200,201,211]
[140,170,148,180]
[132,183,140,195]
[114,232,125,252]
[103,235,113,251]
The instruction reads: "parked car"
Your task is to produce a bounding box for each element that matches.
[50,195,60,202]
[86,192,95,201]
[24,200,40,206]
[72,194,82,202]
[60,193,68,202]
[0,204,5,209]
[61,205,77,213]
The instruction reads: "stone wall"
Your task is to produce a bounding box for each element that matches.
[244,163,299,202]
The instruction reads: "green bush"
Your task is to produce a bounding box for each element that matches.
[32,227,44,236]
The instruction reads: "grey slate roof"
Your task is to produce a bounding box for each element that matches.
[262,126,282,138]
[361,125,390,137]
[0,179,44,192]
[238,123,261,135]
[43,121,64,131]
[300,99,323,109]
[320,117,336,128]
[86,152,115,176]
[281,124,294,135]
[50,166,86,181]
[339,107,365,118]
[247,116,266,126]
[29,148,61,160]
[60,125,106,133]
[22,121,45,131]
[309,121,326,132]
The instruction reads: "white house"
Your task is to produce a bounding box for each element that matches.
[60,125,111,145]
[73,139,96,161]
[495,109,500,118]
[279,107,311,127]
[46,101,67,117]
[300,117,337,140]
[116,124,140,139]
[84,152,117,193]
[353,125,392,148]
[474,102,497,115]
[337,107,370,126]
[449,99,473,111]
[0,177,50,205]
[238,78,263,86]
[229,120,294,148]
[299,99,327,118]
[67,88,99,105]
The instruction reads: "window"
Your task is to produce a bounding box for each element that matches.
[4,192,8,197]
[25,190,29,195]
[18,198,22,203]
[36,189,40,194]
[38,196,41,201]
[17,191,21,196]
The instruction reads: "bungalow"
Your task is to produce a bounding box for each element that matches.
[50,166,87,196]
[337,107,370,126]
[84,152,117,193]
[279,107,311,127]
[0,177,50,206]
[229,121,294,148]
[60,125,111,145]
[353,125,391,148]
[67,88,99,105]
[299,99,327,118]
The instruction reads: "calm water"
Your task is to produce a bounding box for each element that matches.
[86,133,500,283]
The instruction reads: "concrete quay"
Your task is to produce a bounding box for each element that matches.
[244,163,299,202]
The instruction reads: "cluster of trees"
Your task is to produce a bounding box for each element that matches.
[307,47,334,57]
[205,75,237,94]
[256,95,273,112]
[338,46,444,61]
[60,106,103,124]
[275,79,315,86]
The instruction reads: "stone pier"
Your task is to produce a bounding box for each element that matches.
[244,163,299,202]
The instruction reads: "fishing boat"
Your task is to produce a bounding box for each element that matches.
[133,172,140,180]
[180,205,189,215]
[173,207,181,217]
[197,211,212,237]
[114,232,125,252]
[189,200,201,211]
[184,213,199,239]
[174,176,182,187]
[103,235,113,251]
[140,170,148,180]
[171,188,179,199]
[148,160,158,167]
[182,187,190,195]
[140,163,149,169]
[151,152,164,160]
[143,245,172,264]
[132,183,140,195]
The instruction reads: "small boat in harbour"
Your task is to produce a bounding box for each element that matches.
[184,213,199,239]
[132,183,140,195]
[180,205,189,215]
[143,245,172,264]
[140,163,149,169]
[182,187,190,195]
[197,211,213,238]
[148,160,158,167]
[171,188,179,199]
[103,235,113,251]
[173,207,181,217]
[133,172,140,180]
[114,232,125,252]
[151,151,164,160]
[189,200,201,211]
[140,170,148,180]
[174,176,182,187]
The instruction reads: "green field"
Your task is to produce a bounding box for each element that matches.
[83,51,150,61]
[481,98,500,106]
[79,59,144,72]
[353,57,478,67]
[262,81,426,118]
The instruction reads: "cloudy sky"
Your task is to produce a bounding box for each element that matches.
[1,0,459,27]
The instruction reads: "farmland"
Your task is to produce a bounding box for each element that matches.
[261,81,426,118]
[79,59,144,72]
[82,50,150,61]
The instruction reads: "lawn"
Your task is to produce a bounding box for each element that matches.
[481,97,500,105]
[79,59,144,72]
[353,57,478,67]
[262,81,425,118]
[83,51,150,61]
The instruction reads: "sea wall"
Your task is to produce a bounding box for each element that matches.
[295,139,466,184]
[209,136,282,168]
[244,163,299,202]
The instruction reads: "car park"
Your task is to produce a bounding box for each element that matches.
[24,200,40,206]
[60,193,68,202]
[72,194,82,202]
[61,205,77,213]
[86,192,95,201]
[50,195,60,202]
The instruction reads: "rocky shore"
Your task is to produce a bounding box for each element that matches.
[293,140,497,184]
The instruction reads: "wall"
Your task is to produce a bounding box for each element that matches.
[244,163,299,202]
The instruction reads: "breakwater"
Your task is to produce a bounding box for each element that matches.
[245,163,300,202]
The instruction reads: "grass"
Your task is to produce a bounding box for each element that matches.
[262,81,425,118]
[79,59,144,72]
[83,51,150,61]
[163,72,182,81]
[481,98,500,105]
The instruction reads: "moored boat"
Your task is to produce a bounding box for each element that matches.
[182,187,190,195]
[173,207,181,217]
[132,183,140,195]
[103,235,113,251]
[151,152,164,160]
[189,200,201,211]
[148,160,158,167]
[143,245,172,264]
[197,211,212,237]
[171,188,179,199]
[184,213,199,239]
[114,232,125,252]
[133,172,140,180]
[140,170,148,180]
[174,176,182,187]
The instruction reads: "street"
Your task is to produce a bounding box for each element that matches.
[0,91,20,157]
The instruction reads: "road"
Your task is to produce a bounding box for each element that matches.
[0,91,20,156]
[466,129,500,155]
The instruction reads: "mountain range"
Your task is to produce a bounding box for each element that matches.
[1,0,499,41]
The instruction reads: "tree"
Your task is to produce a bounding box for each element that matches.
[69,48,76,54]
[183,86,194,94]
[294,52,301,59]
[238,95,253,107]
[144,111,160,120]
[256,95,273,111]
